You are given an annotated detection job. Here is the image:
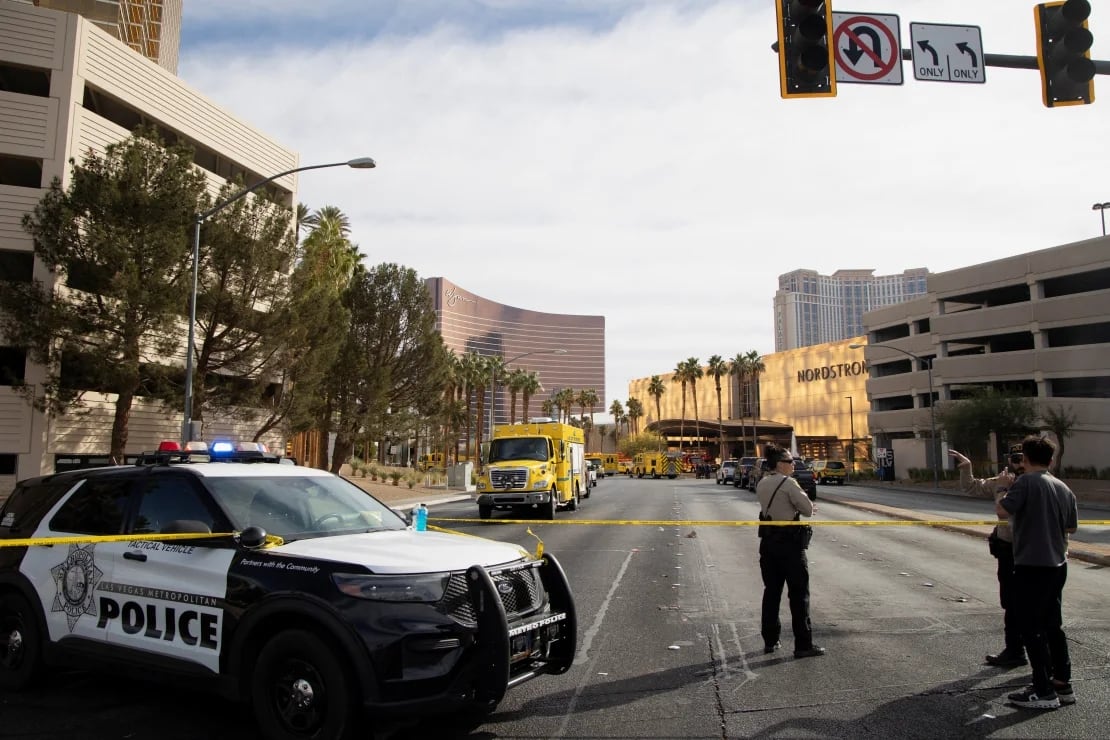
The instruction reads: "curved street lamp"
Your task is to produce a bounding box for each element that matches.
[183,157,377,444]
[850,342,939,489]
[1093,202,1110,237]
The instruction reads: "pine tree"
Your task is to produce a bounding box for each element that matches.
[1,128,208,461]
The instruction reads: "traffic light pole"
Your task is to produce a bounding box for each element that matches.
[772,42,1110,75]
[898,48,1110,76]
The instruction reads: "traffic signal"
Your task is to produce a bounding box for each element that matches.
[1034,0,1095,107]
[775,0,837,99]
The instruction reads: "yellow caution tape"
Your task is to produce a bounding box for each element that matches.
[525,527,544,558]
[0,531,284,548]
[431,517,1110,527]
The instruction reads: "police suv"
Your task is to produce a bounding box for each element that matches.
[0,441,576,738]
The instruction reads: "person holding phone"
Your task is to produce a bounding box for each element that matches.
[948,449,1023,668]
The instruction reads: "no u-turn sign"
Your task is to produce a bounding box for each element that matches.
[832,12,904,85]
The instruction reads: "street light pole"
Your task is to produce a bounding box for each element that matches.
[849,343,939,489]
[182,157,376,445]
[844,395,854,483]
[487,348,568,437]
[1093,202,1110,236]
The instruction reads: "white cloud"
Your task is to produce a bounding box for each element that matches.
[178,1,1110,412]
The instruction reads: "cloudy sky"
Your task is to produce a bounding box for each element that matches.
[177,1,1108,410]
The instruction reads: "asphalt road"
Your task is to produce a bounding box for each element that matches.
[3,476,1107,739]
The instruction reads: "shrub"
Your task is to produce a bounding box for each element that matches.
[1062,465,1098,480]
[367,465,379,481]
[389,471,402,486]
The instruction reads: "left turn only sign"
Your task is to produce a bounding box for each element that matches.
[832,12,903,85]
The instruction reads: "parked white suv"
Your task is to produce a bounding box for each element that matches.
[716,459,739,485]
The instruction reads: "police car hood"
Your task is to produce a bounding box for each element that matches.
[273,530,530,573]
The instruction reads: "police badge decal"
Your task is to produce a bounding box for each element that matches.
[50,544,104,631]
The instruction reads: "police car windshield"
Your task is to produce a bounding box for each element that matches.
[205,475,406,541]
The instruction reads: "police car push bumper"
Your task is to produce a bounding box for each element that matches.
[465,552,576,707]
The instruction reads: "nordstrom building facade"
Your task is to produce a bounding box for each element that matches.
[630,237,1108,477]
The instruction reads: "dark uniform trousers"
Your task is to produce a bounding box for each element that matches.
[1014,563,1070,695]
[759,535,813,649]
[994,542,1022,654]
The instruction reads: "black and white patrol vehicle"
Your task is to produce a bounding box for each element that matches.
[0,441,576,738]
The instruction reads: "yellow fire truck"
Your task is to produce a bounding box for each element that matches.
[586,452,619,478]
[476,419,587,520]
[417,452,445,471]
[632,451,681,479]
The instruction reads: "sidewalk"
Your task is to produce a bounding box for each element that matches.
[342,475,473,513]
[819,483,1110,568]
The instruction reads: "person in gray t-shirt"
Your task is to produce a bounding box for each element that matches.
[996,436,1079,710]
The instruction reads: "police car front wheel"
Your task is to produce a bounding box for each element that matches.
[0,593,44,691]
[251,629,361,740]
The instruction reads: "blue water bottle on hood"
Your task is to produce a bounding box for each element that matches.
[412,503,428,532]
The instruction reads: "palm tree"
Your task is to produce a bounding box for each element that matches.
[541,398,556,418]
[295,202,312,238]
[474,356,501,469]
[443,397,467,465]
[609,399,624,450]
[578,415,593,444]
[302,204,352,236]
[729,353,749,456]
[459,352,482,463]
[437,350,462,464]
[555,387,576,424]
[684,357,704,453]
[672,361,693,453]
[520,371,542,422]
[577,388,599,446]
[300,206,360,283]
[647,375,665,426]
[706,354,728,461]
[507,368,527,424]
[626,397,644,435]
[484,354,507,429]
[744,350,766,455]
[1041,405,1078,474]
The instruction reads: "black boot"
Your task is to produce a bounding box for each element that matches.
[985,648,1027,668]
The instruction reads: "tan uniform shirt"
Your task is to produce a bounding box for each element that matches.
[757,472,813,521]
[959,465,1012,543]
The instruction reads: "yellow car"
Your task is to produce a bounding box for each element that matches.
[812,460,847,485]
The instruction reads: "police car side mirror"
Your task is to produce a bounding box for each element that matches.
[238,525,268,549]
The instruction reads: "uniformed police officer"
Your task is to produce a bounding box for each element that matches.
[756,443,825,658]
